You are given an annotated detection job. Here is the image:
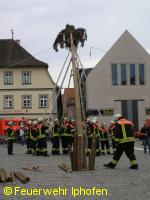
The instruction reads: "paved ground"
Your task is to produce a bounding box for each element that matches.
[0,139,150,200]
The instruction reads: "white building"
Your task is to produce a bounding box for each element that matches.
[86,31,150,130]
[0,39,56,120]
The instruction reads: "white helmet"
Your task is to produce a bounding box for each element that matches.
[8,121,13,126]
[92,118,97,123]
[113,114,121,121]
[33,121,37,126]
[110,120,115,124]
[38,118,43,123]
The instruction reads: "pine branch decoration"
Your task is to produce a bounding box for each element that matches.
[53,24,87,52]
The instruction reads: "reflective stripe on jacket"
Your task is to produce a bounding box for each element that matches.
[6,127,15,140]
[114,118,135,144]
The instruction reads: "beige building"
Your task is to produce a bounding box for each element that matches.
[0,39,56,120]
[86,31,150,130]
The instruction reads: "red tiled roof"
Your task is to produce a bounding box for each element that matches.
[0,39,48,67]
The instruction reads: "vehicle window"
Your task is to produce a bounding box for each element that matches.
[5,121,17,126]
[19,121,26,126]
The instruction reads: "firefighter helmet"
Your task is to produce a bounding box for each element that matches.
[92,118,97,123]
[33,121,37,126]
[8,121,13,126]
[38,118,43,123]
[113,114,122,121]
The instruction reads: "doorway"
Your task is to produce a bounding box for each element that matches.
[121,100,139,131]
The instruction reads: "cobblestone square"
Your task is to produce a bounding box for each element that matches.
[0,140,150,200]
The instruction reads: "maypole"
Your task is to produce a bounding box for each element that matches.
[53,24,87,170]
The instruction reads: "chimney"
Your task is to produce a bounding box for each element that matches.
[16,39,20,45]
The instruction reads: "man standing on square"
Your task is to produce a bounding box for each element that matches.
[6,121,15,155]
[104,114,138,169]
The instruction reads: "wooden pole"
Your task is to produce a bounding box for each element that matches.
[14,171,30,184]
[70,33,85,170]
[77,66,87,170]
[10,171,15,185]
[88,133,96,170]
[0,168,7,182]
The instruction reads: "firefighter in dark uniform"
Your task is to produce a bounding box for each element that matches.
[52,119,60,155]
[86,119,100,156]
[60,117,71,154]
[99,123,111,155]
[104,114,138,169]
[37,118,48,156]
[6,121,15,155]
[25,121,32,154]
[86,119,93,155]
[108,121,117,154]
[30,121,38,155]
[94,119,101,156]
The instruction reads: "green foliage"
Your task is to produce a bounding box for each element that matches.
[53,24,87,52]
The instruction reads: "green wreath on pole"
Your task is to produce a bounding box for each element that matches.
[53,24,87,52]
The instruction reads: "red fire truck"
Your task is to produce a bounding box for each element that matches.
[0,118,27,143]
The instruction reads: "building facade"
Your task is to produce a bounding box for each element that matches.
[0,39,56,120]
[86,31,150,130]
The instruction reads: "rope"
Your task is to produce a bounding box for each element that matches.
[67,70,72,89]
[76,66,88,146]
[42,51,70,119]
[48,58,72,122]
[2,37,106,70]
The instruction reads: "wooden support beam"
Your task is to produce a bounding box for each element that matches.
[73,134,78,170]
[6,171,12,182]
[70,33,86,171]
[58,163,72,173]
[10,171,15,185]
[68,145,74,170]
[22,166,41,172]
[82,134,88,170]
[88,134,96,170]
[0,168,7,182]
[14,171,30,184]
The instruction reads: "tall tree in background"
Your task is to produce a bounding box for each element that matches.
[53,24,87,170]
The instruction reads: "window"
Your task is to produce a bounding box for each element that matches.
[111,64,118,85]
[139,64,145,85]
[39,95,48,108]
[146,108,150,115]
[22,72,31,84]
[4,96,13,108]
[4,72,13,84]
[130,64,136,85]
[5,121,17,126]
[121,64,127,85]
[22,96,31,108]
[111,63,145,86]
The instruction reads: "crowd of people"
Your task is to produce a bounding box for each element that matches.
[5,114,150,169]
[5,116,116,157]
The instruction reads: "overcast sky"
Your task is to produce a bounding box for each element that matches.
[0,0,150,86]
